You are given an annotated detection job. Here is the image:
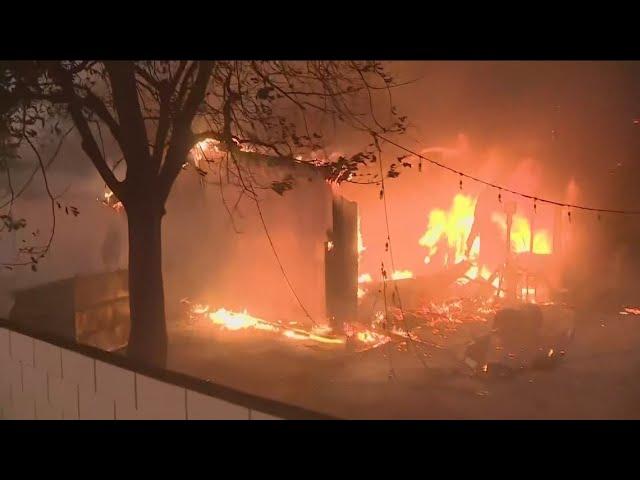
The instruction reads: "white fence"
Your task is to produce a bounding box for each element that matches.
[0,326,294,420]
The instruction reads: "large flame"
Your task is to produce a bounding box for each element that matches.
[491,212,552,255]
[419,194,477,265]
[419,193,552,267]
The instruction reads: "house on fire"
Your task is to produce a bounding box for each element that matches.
[8,146,361,348]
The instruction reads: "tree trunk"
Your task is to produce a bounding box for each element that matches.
[125,201,168,367]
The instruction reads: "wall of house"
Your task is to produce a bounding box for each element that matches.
[163,155,333,326]
[0,326,290,420]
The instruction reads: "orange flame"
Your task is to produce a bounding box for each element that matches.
[419,193,477,265]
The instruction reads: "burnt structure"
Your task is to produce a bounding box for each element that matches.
[325,196,359,331]
[164,150,359,333]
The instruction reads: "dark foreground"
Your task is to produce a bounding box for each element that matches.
[167,307,640,419]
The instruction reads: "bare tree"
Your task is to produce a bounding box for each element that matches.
[0,60,408,366]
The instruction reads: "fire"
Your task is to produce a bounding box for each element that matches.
[520,287,537,301]
[99,189,124,213]
[191,138,222,166]
[357,214,366,258]
[420,193,552,267]
[355,330,390,348]
[189,305,345,345]
[327,241,334,251]
[209,308,275,332]
[492,212,552,254]
[391,269,414,280]
[344,321,391,351]
[419,193,477,265]
[620,307,640,315]
[358,273,372,283]
[356,270,412,290]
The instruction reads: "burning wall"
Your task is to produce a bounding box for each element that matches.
[342,140,576,308]
[163,149,334,327]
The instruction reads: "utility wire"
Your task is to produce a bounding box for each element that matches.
[374,132,640,216]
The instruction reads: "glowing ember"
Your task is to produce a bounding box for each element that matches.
[620,307,640,316]
[520,287,537,301]
[191,138,222,166]
[344,321,391,352]
[189,304,344,345]
[391,269,414,280]
[356,330,390,348]
[357,214,366,259]
[358,273,373,283]
[99,189,124,213]
[209,308,265,331]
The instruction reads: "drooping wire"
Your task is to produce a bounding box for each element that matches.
[373,134,428,371]
[240,156,318,327]
[375,133,640,216]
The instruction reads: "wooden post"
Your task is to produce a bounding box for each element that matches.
[325,195,358,333]
[504,201,517,303]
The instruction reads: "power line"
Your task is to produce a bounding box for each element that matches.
[374,133,640,216]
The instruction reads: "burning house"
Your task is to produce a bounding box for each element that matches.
[4,60,640,420]
[6,136,578,361]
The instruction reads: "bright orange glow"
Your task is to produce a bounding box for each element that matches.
[620,307,640,315]
[358,273,372,283]
[391,269,414,280]
[209,307,276,331]
[419,193,477,265]
[491,212,552,255]
[411,190,554,300]
[191,305,345,345]
[191,138,222,167]
[357,214,366,258]
[344,321,391,351]
[100,188,124,213]
[355,330,390,348]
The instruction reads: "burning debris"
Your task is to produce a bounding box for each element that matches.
[344,321,391,352]
[183,300,345,346]
[620,307,640,316]
[170,141,576,380]
[99,188,124,213]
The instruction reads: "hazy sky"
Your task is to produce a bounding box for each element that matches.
[387,61,640,205]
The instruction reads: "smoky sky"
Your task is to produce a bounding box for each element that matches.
[7,61,640,207]
[386,61,640,206]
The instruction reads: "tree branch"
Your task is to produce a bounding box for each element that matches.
[51,63,123,197]
[104,61,151,176]
[158,61,213,205]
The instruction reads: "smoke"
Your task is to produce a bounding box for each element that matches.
[334,61,640,306]
[2,61,640,318]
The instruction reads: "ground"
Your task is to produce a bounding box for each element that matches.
[166,303,640,419]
